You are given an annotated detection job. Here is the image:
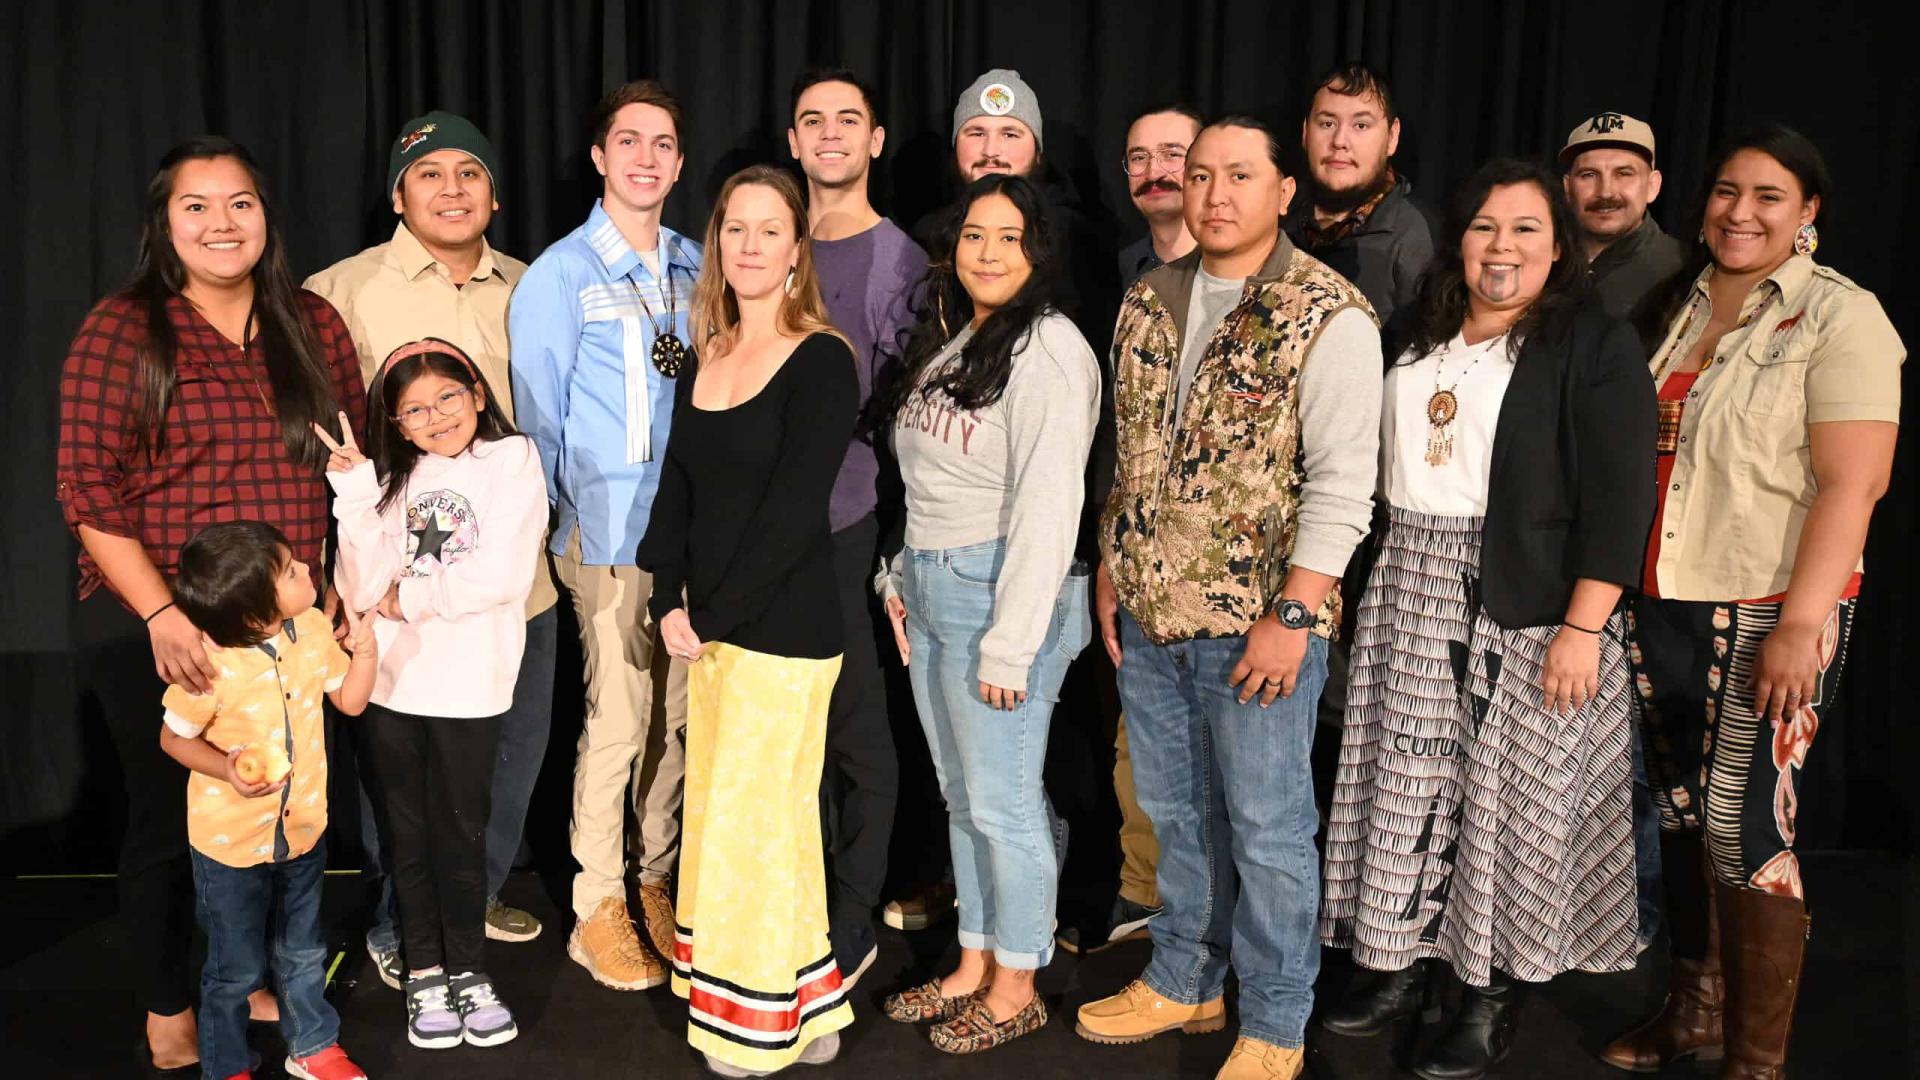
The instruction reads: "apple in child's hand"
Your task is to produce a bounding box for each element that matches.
[233,746,268,785]
[234,744,293,787]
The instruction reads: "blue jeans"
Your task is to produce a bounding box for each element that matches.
[1116,608,1328,1049]
[365,608,557,952]
[1630,724,1665,943]
[902,539,1090,969]
[191,840,337,1078]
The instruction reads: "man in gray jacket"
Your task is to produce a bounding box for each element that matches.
[1285,62,1435,340]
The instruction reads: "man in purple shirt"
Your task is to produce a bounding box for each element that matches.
[788,66,929,988]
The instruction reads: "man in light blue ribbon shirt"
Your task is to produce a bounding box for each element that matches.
[509,78,700,993]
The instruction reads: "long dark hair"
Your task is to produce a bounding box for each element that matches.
[880,174,1061,417]
[1637,124,1833,345]
[123,136,341,467]
[1406,157,1589,360]
[365,339,518,513]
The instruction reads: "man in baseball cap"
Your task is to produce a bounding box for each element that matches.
[1560,110,1683,966]
[1560,111,1685,319]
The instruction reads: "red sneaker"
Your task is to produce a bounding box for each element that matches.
[285,1045,367,1080]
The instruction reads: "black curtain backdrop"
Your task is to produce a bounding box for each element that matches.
[4,1,1915,859]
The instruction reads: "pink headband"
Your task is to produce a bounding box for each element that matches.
[375,338,480,384]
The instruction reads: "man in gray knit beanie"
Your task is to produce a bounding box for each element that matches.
[952,68,1044,181]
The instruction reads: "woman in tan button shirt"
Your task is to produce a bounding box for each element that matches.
[1606,125,1903,1078]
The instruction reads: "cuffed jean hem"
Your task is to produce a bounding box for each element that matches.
[991,943,1054,971]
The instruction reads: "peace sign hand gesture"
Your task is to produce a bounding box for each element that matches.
[312,412,366,473]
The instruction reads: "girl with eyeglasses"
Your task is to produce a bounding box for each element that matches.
[323,337,547,1052]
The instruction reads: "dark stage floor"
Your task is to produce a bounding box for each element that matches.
[4,852,1914,1078]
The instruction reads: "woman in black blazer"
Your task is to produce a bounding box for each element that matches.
[1316,159,1656,1080]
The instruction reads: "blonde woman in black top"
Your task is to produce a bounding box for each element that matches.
[636,166,858,1076]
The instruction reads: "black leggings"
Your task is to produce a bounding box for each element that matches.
[359,703,501,974]
[75,590,196,1017]
[821,516,899,939]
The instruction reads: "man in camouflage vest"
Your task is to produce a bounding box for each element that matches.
[1075,116,1383,1080]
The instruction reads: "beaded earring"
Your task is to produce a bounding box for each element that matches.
[1793,222,1819,257]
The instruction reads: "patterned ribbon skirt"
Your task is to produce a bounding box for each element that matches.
[672,641,853,1069]
[1319,507,1637,986]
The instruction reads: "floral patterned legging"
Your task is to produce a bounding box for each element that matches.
[1625,594,1855,900]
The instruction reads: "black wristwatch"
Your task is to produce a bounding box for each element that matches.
[1274,598,1315,630]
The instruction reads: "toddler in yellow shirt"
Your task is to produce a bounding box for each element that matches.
[157,521,377,1080]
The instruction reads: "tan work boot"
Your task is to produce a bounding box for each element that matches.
[637,880,679,964]
[1075,979,1227,1044]
[567,896,666,990]
[1216,1036,1305,1079]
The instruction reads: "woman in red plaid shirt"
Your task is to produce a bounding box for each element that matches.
[55,136,365,1076]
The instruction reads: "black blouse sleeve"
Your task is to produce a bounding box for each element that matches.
[1572,317,1658,588]
[637,375,695,622]
[687,335,859,642]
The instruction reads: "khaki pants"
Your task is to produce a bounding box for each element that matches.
[1114,713,1161,908]
[557,530,689,920]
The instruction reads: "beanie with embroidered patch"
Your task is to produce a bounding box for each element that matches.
[952,69,1043,151]
[388,110,499,200]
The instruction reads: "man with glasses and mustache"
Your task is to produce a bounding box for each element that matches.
[1053,103,1205,960]
[1285,62,1435,338]
[1118,104,1202,287]
[1560,112,1686,321]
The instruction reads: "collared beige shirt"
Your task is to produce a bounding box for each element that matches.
[305,223,558,618]
[1649,253,1903,601]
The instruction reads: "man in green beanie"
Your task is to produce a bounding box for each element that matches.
[305,108,560,992]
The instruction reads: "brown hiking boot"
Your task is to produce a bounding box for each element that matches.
[1075,979,1227,1044]
[637,880,678,964]
[1602,831,1725,1072]
[566,896,666,991]
[1215,1036,1305,1080]
[1717,882,1808,1080]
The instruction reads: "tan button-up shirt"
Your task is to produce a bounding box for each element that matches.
[1649,254,1904,601]
[305,223,557,618]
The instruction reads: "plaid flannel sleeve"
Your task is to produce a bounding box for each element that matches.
[56,298,142,539]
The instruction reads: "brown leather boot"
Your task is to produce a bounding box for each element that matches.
[1717,881,1808,1080]
[1600,831,1724,1071]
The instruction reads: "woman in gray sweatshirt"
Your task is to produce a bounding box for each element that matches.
[874,175,1097,1054]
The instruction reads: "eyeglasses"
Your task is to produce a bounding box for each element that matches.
[1122,147,1188,176]
[393,386,473,429]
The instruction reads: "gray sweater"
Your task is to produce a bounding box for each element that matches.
[880,311,1100,690]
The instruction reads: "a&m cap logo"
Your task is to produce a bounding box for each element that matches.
[399,122,438,153]
[980,83,1016,116]
[1586,112,1627,134]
